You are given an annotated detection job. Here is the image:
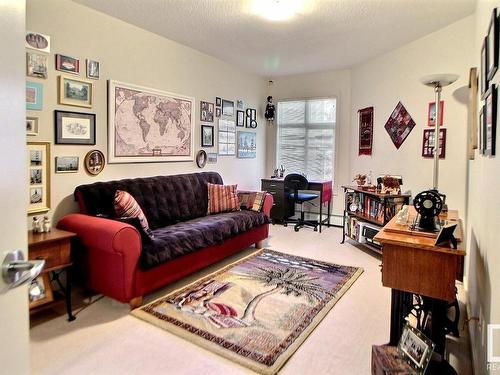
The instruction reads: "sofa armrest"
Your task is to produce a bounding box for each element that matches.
[57,213,141,302]
[262,193,274,218]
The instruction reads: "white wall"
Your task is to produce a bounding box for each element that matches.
[350,16,474,218]
[26,0,267,224]
[267,69,352,218]
[467,1,500,373]
[0,1,30,373]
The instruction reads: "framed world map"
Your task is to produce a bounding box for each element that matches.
[108,80,195,163]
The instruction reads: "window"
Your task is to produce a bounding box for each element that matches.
[276,98,336,181]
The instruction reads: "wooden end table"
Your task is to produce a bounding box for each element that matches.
[28,228,77,321]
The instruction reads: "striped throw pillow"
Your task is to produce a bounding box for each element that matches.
[114,190,151,234]
[207,183,239,214]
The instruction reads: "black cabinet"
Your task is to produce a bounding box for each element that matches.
[261,179,294,222]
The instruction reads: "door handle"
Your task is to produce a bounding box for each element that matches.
[2,250,45,290]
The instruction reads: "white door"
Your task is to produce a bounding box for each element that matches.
[0,1,30,374]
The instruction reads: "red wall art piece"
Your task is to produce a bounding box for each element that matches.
[384,102,416,149]
[358,106,374,156]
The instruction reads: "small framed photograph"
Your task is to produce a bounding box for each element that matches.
[25,31,50,53]
[56,54,80,74]
[479,105,486,154]
[487,8,498,80]
[26,81,43,111]
[26,52,48,79]
[481,38,489,99]
[216,107,221,118]
[207,152,218,164]
[427,101,444,127]
[58,76,93,108]
[485,84,497,156]
[215,97,222,107]
[236,110,245,127]
[422,128,446,158]
[27,142,50,214]
[55,156,79,173]
[200,101,214,122]
[55,110,96,145]
[236,99,244,109]
[201,125,214,147]
[397,323,434,373]
[84,149,105,176]
[237,131,257,158]
[26,117,39,136]
[222,99,234,116]
[86,59,100,79]
[29,273,54,308]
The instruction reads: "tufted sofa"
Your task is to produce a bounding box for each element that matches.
[58,172,272,308]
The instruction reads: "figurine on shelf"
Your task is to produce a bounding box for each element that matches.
[353,173,367,186]
[395,205,410,225]
[42,216,51,232]
[32,216,41,233]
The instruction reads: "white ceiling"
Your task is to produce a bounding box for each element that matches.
[73,0,475,77]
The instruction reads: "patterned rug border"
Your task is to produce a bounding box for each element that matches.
[131,249,364,375]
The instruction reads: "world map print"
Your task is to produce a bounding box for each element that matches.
[109,80,195,163]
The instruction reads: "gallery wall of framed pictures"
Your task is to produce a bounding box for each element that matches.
[478,8,498,157]
[24,19,262,222]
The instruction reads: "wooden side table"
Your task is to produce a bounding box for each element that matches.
[28,228,77,321]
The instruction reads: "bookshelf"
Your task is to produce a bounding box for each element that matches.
[341,186,411,254]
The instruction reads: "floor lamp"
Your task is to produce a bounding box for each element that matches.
[420,74,459,191]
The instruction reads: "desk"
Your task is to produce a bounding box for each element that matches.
[374,208,465,369]
[261,178,332,233]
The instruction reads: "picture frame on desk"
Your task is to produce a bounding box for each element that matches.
[397,323,435,373]
[29,273,53,309]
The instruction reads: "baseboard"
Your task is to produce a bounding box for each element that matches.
[464,287,477,375]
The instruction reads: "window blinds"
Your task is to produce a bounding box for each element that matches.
[277,98,336,181]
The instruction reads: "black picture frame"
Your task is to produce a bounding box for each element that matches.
[434,223,458,248]
[236,110,244,127]
[215,97,221,107]
[55,110,96,145]
[479,105,485,154]
[487,8,499,81]
[201,125,214,147]
[222,99,234,116]
[485,84,497,156]
[481,38,489,99]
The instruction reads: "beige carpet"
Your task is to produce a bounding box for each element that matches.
[30,225,472,374]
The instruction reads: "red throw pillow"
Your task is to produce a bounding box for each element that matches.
[114,190,151,234]
[207,183,239,214]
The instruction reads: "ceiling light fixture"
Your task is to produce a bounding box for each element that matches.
[252,0,304,22]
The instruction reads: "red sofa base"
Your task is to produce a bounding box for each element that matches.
[135,224,268,300]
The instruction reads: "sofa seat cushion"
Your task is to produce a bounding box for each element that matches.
[140,210,268,270]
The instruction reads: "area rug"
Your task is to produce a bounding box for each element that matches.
[132,249,363,374]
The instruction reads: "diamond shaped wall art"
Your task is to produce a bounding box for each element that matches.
[384,101,416,149]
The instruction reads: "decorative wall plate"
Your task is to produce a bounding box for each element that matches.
[84,150,105,176]
[196,150,207,168]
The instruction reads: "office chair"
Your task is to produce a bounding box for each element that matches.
[284,173,319,232]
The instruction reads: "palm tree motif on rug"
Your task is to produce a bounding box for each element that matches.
[168,265,332,328]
